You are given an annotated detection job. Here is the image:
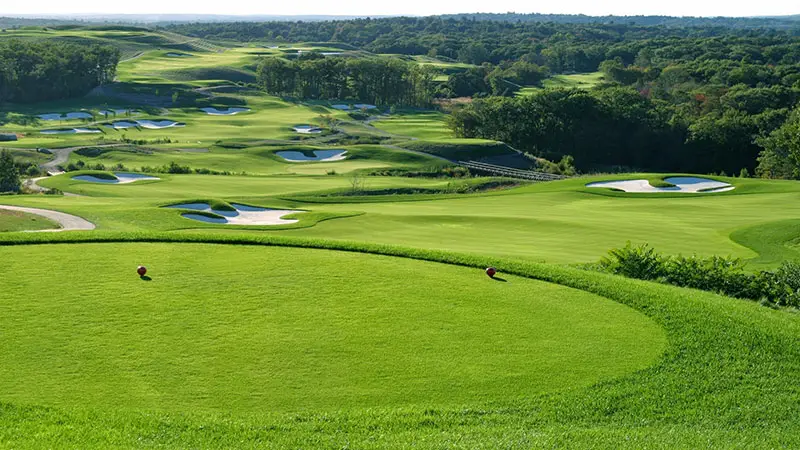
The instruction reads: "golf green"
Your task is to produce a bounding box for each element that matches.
[0,243,664,413]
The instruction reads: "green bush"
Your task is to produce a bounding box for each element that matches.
[600,242,664,280]
[599,243,800,308]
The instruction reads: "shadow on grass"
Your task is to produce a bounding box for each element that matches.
[491,276,507,282]
[140,275,152,281]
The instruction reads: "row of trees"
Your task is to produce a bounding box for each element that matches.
[0,39,119,103]
[256,57,436,106]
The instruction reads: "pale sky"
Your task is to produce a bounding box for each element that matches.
[2,0,796,18]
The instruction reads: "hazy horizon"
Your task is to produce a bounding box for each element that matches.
[1,1,797,19]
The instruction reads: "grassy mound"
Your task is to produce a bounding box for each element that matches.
[398,139,517,160]
[0,242,662,413]
[0,210,60,232]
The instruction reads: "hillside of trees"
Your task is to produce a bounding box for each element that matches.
[0,40,119,103]
[437,13,800,29]
[167,18,800,65]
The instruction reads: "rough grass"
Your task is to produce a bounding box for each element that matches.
[0,210,59,232]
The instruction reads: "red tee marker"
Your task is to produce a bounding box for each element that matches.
[137,266,147,277]
[485,267,497,278]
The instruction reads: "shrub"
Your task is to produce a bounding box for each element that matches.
[599,244,800,308]
[600,242,664,280]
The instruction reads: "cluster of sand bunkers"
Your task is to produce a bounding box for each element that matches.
[166,203,303,225]
[35,106,257,135]
[586,177,734,193]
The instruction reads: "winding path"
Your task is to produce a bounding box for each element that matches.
[0,205,95,232]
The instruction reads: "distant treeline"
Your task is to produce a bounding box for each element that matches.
[257,56,435,106]
[0,40,119,103]
[437,13,800,29]
[166,19,800,70]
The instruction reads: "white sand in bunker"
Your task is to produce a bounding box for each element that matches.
[105,120,184,130]
[201,107,250,115]
[276,150,348,162]
[586,177,734,193]
[331,104,351,110]
[72,172,160,184]
[41,128,101,134]
[167,203,303,225]
[38,112,93,121]
[354,104,377,110]
[292,125,323,134]
[0,205,95,231]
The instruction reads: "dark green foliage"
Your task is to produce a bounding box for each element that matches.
[0,39,119,103]
[398,140,516,160]
[447,85,796,174]
[600,242,664,280]
[0,149,20,193]
[600,243,800,307]
[256,56,435,107]
[756,108,800,179]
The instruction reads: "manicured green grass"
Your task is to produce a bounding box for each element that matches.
[17,173,800,267]
[518,72,606,96]
[67,144,444,176]
[0,234,797,447]
[0,242,662,413]
[372,111,452,139]
[0,210,59,231]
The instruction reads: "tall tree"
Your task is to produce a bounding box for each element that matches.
[756,109,800,179]
[0,149,20,193]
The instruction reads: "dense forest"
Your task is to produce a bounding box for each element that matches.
[446,28,800,174]
[0,40,119,103]
[167,18,800,65]
[438,13,800,29]
[257,56,436,106]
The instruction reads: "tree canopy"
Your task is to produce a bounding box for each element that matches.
[0,39,119,103]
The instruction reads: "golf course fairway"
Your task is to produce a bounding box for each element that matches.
[0,243,664,413]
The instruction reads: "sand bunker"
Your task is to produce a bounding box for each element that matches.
[331,104,351,110]
[354,104,377,110]
[292,125,323,134]
[201,107,250,115]
[106,120,183,130]
[167,203,303,225]
[276,150,348,162]
[41,128,101,134]
[38,112,93,121]
[72,172,160,184]
[586,177,734,193]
